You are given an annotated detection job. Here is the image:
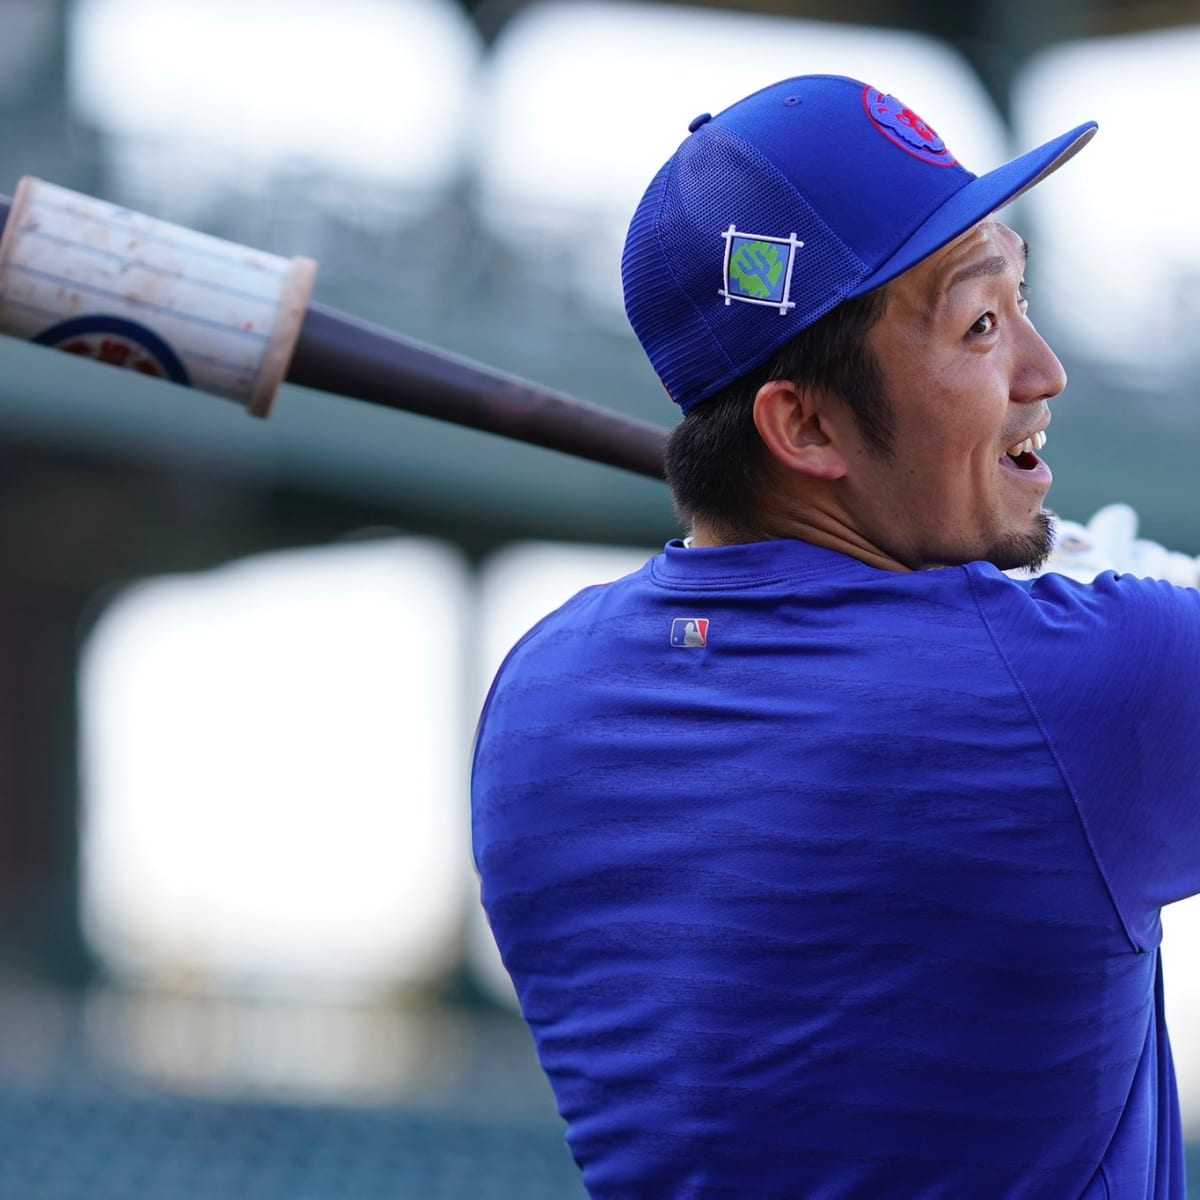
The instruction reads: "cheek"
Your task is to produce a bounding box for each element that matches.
[895,420,999,507]
[927,382,1004,463]
[895,406,981,468]
[884,359,1002,479]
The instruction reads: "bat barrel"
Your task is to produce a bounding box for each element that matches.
[290,304,669,480]
[0,178,314,416]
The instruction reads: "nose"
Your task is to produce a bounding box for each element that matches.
[1015,322,1067,404]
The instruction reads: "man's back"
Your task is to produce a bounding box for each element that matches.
[472,538,1200,1198]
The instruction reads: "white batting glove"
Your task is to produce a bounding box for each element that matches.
[1008,503,1199,589]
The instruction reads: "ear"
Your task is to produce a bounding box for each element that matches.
[753,378,848,480]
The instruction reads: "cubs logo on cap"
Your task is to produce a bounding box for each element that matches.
[863,87,957,168]
[719,226,804,314]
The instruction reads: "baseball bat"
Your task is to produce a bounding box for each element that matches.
[0,181,669,481]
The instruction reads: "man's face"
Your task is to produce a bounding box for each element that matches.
[841,218,1066,572]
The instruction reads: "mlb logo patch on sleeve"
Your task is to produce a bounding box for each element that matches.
[670,618,709,648]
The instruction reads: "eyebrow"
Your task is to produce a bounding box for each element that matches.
[943,240,1030,297]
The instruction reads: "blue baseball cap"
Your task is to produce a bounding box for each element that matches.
[621,75,1096,413]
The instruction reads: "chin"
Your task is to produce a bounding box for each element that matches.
[982,511,1055,573]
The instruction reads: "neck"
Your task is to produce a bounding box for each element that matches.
[689,504,913,573]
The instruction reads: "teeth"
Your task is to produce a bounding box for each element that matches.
[1006,431,1047,457]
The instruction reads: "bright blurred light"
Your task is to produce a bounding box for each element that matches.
[1163,895,1200,1136]
[1013,28,1200,388]
[68,0,480,199]
[468,539,654,1006]
[79,537,470,998]
[475,1,1007,314]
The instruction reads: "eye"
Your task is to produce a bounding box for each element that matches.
[969,311,998,336]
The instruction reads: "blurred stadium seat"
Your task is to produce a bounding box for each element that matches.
[0,1083,585,1200]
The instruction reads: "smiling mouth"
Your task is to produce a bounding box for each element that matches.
[1004,429,1047,471]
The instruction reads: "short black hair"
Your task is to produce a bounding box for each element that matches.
[664,285,892,539]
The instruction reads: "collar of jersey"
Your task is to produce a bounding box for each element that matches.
[653,537,881,585]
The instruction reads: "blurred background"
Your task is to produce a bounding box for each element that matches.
[0,0,1195,1196]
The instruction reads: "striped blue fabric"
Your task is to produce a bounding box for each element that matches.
[472,538,1200,1199]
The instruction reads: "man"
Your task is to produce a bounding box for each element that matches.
[472,74,1200,1198]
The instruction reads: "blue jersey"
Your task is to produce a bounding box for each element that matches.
[471,537,1200,1198]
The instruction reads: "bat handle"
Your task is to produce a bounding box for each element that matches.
[290,305,669,480]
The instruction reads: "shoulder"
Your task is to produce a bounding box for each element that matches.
[966,560,1200,633]
[477,555,660,724]
[964,563,1200,745]
[501,557,657,662]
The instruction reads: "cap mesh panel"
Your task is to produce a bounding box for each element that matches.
[623,125,867,411]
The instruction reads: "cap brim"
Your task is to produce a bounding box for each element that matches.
[849,121,1098,298]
